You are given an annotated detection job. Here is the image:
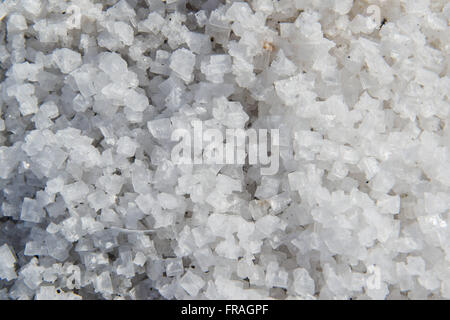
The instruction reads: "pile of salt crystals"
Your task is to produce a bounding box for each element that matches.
[0,0,449,300]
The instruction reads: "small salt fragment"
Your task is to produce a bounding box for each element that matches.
[0,244,17,281]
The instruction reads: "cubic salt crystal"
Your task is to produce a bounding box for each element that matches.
[52,48,82,74]
[185,32,212,54]
[20,0,42,16]
[180,270,205,296]
[46,176,64,194]
[113,21,134,46]
[424,192,448,215]
[0,244,17,281]
[215,237,243,259]
[116,136,138,157]
[20,258,43,290]
[293,268,315,296]
[358,157,380,180]
[98,52,128,77]
[265,262,288,289]
[94,271,114,295]
[165,258,184,277]
[169,48,196,83]
[138,12,165,34]
[216,174,242,195]
[87,190,114,211]
[200,54,232,83]
[135,194,155,214]
[40,101,59,119]
[60,181,89,203]
[371,171,395,193]
[20,197,45,223]
[7,14,27,33]
[271,50,297,77]
[8,83,38,116]
[212,96,249,129]
[147,118,172,140]
[72,94,92,113]
[9,62,42,81]
[255,176,280,199]
[125,90,149,112]
[255,215,286,237]
[376,194,400,214]
[133,252,147,267]
[157,193,179,210]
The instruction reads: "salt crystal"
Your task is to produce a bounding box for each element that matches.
[138,12,165,34]
[0,0,447,301]
[60,181,89,203]
[7,14,27,33]
[94,271,114,295]
[116,136,138,157]
[0,244,17,281]
[20,197,45,223]
[169,48,196,83]
[255,176,280,199]
[52,48,82,74]
[98,52,128,77]
[212,97,249,129]
[180,270,205,296]
[165,258,184,277]
[293,268,315,296]
[147,118,172,140]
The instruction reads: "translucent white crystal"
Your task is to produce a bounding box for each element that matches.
[116,136,138,157]
[52,48,82,74]
[169,48,196,83]
[0,244,17,281]
[180,270,205,296]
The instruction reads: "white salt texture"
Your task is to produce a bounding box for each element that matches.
[0,0,449,301]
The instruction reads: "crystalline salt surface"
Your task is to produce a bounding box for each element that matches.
[0,0,448,301]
